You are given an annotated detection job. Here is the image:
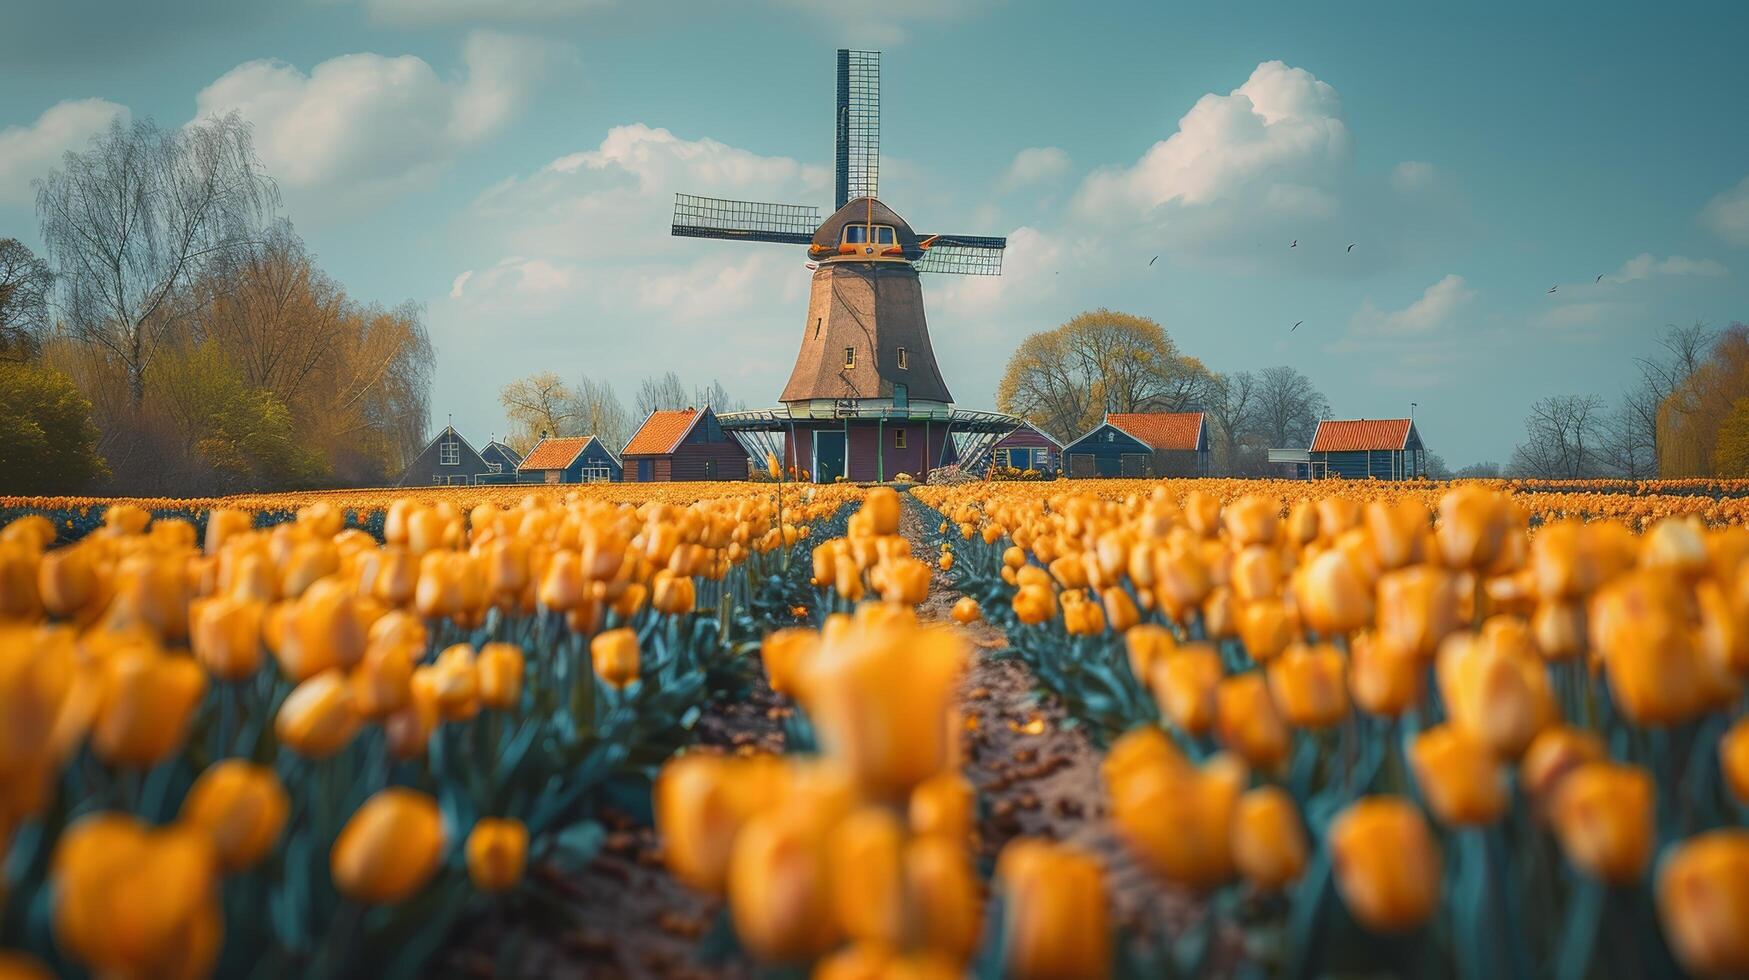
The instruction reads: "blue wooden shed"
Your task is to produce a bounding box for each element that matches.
[1302,418,1425,480]
[516,435,623,484]
[1063,412,1209,478]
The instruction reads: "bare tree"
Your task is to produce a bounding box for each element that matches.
[0,238,53,361]
[1250,365,1332,451]
[1454,461,1502,479]
[35,113,277,407]
[1203,370,1259,475]
[695,379,744,414]
[635,371,689,417]
[571,373,632,452]
[1510,394,1607,478]
[500,372,580,452]
[1616,322,1714,475]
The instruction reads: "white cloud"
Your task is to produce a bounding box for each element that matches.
[1391,160,1435,192]
[1075,61,1349,219]
[1350,274,1474,336]
[449,269,473,297]
[361,0,612,26]
[1702,175,1749,246]
[1536,301,1619,330]
[0,98,130,205]
[1610,252,1727,283]
[998,146,1070,191]
[192,32,564,203]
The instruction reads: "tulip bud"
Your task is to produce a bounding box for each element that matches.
[1656,830,1749,978]
[384,668,439,760]
[1298,549,1373,636]
[1267,643,1349,729]
[1365,500,1430,571]
[1233,785,1308,892]
[1237,599,1296,663]
[277,581,366,682]
[1375,565,1458,660]
[1722,718,1749,805]
[331,788,446,904]
[1124,623,1175,686]
[276,669,361,760]
[1215,672,1290,768]
[1409,725,1507,826]
[1101,725,1188,793]
[1102,587,1140,633]
[862,488,902,536]
[1436,485,1510,570]
[950,596,981,624]
[180,760,289,872]
[91,648,207,768]
[828,807,905,946]
[51,815,220,978]
[994,840,1110,980]
[1519,726,1606,817]
[538,550,584,612]
[465,817,528,892]
[1148,645,1222,736]
[591,628,641,690]
[476,642,525,710]
[350,639,414,719]
[909,772,975,844]
[651,568,696,615]
[37,546,98,620]
[427,644,480,721]
[1436,632,1553,758]
[906,835,983,963]
[1329,797,1442,933]
[729,811,839,963]
[1550,762,1654,884]
[1346,631,1422,717]
[656,753,786,894]
[190,594,264,682]
[1113,754,1243,891]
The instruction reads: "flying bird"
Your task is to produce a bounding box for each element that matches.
[1547,285,1558,294]
[1293,320,1304,331]
[1149,255,1158,266]
[1595,274,1604,283]
[1290,240,1298,248]
[1347,243,1356,252]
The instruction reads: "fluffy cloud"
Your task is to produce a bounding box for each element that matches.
[1075,61,1349,220]
[193,32,564,203]
[998,147,1070,191]
[1350,274,1475,336]
[1611,252,1727,283]
[0,98,130,205]
[1702,175,1749,246]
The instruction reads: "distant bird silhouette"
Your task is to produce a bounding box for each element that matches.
[1149,255,1158,266]
[1292,320,1304,331]
[1347,243,1356,252]
[1290,240,1298,248]
[1548,285,1558,294]
[1595,274,1604,283]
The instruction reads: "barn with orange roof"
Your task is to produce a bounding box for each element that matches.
[622,406,751,482]
[1063,411,1209,478]
[516,435,622,484]
[1271,418,1427,480]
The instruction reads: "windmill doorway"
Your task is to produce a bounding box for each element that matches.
[813,431,846,483]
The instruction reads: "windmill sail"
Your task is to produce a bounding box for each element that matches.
[835,49,880,209]
[914,235,1007,276]
[670,194,821,245]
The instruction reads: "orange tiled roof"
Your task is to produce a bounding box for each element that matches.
[623,409,699,456]
[1105,412,1204,451]
[1309,419,1414,452]
[519,436,592,471]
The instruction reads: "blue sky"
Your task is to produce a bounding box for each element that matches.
[3,0,1747,467]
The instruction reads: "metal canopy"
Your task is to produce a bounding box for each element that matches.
[671,194,820,245]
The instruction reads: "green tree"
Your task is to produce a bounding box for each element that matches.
[1711,397,1749,477]
[0,361,108,493]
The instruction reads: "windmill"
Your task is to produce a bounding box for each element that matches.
[669,49,1017,483]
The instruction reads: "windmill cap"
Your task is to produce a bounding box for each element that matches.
[811,196,920,252]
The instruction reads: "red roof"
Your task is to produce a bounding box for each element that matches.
[519,436,592,471]
[1105,412,1205,451]
[623,409,700,456]
[1309,419,1414,452]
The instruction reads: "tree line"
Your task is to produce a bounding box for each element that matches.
[496,370,744,456]
[0,114,434,495]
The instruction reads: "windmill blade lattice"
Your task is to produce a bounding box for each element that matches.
[914,236,1007,276]
[670,194,821,245]
[835,49,880,209]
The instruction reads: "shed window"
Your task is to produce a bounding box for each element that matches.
[580,464,612,483]
[844,347,856,369]
[894,429,907,449]
[896,347,908,369]
[486,462,502,474]
[1104,431,1116,443]
[439,435,460,465]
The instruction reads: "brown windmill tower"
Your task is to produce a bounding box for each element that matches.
[670,49,1016,483]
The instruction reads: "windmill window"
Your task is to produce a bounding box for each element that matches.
[844,347,856,369]
[876,226,895,244]
[440,436,460,465]
[842,225,896,245]
[897,347,908,369]
[894,429,908,449]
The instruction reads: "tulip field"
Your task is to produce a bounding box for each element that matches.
[3,477,1749,978]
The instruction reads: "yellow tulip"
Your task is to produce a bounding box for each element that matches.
[1722,718,1749,805]
[651,568,696,615]
[1657,830,1749,979]
[1436,631,1553,758]
[190,594,264,682]
[52,816,220,979]
[1436,485,1511,570]
[179,759,289,872]
[1233,785,1308,892]
[950,596,981,624]
[91,647,207,768]
[466,817,528,892]
[1101,725,1188,793]
[1267,643,1349,729]
[1148,645,1222,736]
[276,580,366,682]
[803,622,965,802]
[994,839,1110,980]
[429,643,480,720]
[476,642,525,710]
[1329,797,1442,933]
[1298,549,1373,636]
[1550,762,1654,884]
[1347,631,1423,717]
[1124,623,1175,685]
[36,546,98,620]
[591,627,641,689]
[1365,499,1429,571]
[880,558,932,606]
[1237,598,1297,663]
[862,488,902,535]
[909,772,975,843]
[729,810,839,963]
[655,753,786,894]
[350,638,414,719]
[1375,564,1458,660]
[1101,587,1139,633]
[829,807,905,945]
[1112,754,1243,891]
[905,834,983,963]
[1519,726,1606,815]
[1409,725,1507,826]
[0,952,53,980]
[276,669,361,760]
[1215,672,1290,769]
[330,788,446,904]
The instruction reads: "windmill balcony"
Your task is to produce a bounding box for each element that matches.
[785,399,955,421]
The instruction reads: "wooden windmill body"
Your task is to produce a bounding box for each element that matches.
[670,50,1016,482]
